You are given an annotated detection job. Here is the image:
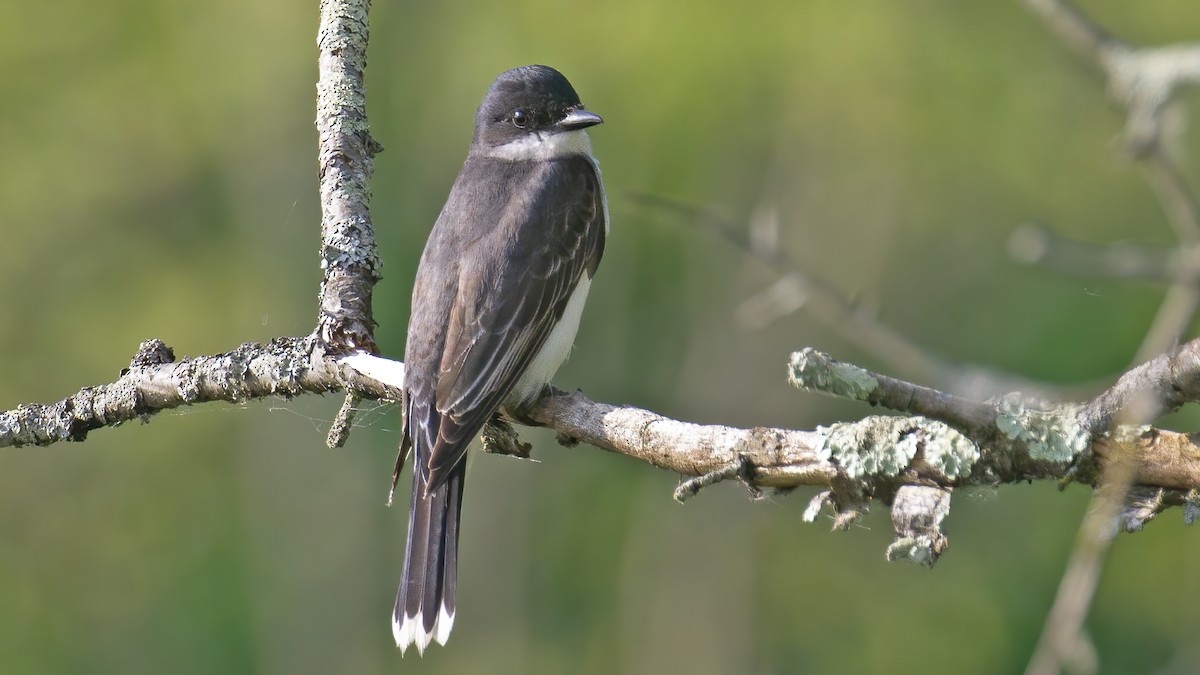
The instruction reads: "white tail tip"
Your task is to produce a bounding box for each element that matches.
[392,603,454,656]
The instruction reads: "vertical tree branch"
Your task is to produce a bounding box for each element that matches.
[315,0,383,354]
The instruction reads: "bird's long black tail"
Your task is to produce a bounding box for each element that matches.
[392,460,466,655]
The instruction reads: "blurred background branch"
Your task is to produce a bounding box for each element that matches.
[1021,0,1200,364]
[1019,1,1200,673]
[633,193,1071,400]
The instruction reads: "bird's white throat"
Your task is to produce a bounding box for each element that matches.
[484,129,594,161]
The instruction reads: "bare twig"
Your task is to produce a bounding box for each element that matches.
[1142,152,1200,248]
[1008,224,1177,284]
[1020,0,1116,61]
[327,390,363,448]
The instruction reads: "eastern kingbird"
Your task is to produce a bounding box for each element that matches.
[392,65,607,655]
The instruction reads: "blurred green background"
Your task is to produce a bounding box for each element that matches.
[2,1,1200,673]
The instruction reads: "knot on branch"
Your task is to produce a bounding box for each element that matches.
[129,339,175,369]
[317,273,378,355]
[886,485,952,566]
[481,416,533,459]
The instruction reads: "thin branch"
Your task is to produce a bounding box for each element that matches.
[1020,0,1117,63]
[314,0,383,438]
[1134,152,1200,363]
[1008,224,1177,284]
[787,348,997,435]
[1025,459,1131,675]
[1142,150,1200,248]
[526,387,834,489]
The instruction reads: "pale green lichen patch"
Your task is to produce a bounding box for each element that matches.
[816,415,979,481]
[820,415,979,478]
[789,348,878,401]
[921,422,980,480]
[994,393,1089,464]
[886,536,942,566]
[817,416,920,479]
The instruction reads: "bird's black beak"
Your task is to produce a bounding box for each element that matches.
[558,109,603,131]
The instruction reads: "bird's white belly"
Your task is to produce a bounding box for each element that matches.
[506,275,592,407]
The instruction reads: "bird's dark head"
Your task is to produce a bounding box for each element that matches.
[472,65,603,159]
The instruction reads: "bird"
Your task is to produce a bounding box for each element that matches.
[391,64,608,655]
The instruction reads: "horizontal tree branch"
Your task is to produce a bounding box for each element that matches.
[5,338,1198,492]
[1008,223,1183,284]
[8,333,1197,566]
[0,337,397,448]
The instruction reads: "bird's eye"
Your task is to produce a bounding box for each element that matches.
[512,109,528,128]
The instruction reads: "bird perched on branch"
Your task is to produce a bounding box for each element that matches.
[392,64,608,654]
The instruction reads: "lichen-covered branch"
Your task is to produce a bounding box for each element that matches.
[1,338,329,447]
[315,0,383,354]
[788,348,998,435]
[4,333,1200,568]
[0,338,396,449]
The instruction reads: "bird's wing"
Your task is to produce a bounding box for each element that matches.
[419,156,605,489]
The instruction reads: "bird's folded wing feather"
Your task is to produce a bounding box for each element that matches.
[421,157,605,488]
